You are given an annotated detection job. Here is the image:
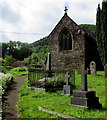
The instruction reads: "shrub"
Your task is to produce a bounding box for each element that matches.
[45,78,65,92]
[0,73,13,94]
[1,66,8,73]
[10,67,28,72]
[12,60,27,67]
[45,78,75,92]
[4,55,15,66]
[0,57,5,66]
[28,66,36,72]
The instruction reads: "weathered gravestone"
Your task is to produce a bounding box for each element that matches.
[62,72,71,96]
[90,61,96,75]
[46,53,52,77]
[81,70,88,91]
[104,64,107,78]
[71,69,102,109]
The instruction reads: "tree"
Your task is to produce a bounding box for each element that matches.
[96,1,107,65]
[18,43,32,60]
[2,43,8,58]
[2,41,32,60]
[4,55,14,66]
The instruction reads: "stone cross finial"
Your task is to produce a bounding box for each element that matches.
[65,72,70,85]
[64,7,68,14]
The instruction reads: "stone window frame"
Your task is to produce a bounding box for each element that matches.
[58,27,73,51]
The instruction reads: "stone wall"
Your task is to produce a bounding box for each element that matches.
[48,14,86,71]
[48,13,103,71]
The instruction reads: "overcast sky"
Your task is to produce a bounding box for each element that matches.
[0,0,102,43]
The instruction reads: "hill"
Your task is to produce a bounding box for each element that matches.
[79,24,96,34]
[30,37,48,53]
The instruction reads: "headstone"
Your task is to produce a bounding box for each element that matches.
[78,64,88,91]
[46,53,51,71]
[62,72,71,96]
[46,53,52,77]
[65,72,70,86]
[71,69,102,109]
[104,64,107,78]
[90,61,96,75]
[81,70,88,91]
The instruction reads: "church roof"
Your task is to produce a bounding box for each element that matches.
[49,8,95,40]
[49,12,79,36]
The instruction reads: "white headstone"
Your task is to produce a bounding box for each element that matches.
[90,61,96,75]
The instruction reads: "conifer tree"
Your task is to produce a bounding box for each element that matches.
[96,1,107,65]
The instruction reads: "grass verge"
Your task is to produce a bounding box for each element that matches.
[7,67,28,77]
[17,71,107,118]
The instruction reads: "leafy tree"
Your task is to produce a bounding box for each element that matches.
[18,43,32,60]
[30,53,38,64]
[24,53,38,65]
[2,41,32,60]
[4,55,14,66]
[2,42,8,58]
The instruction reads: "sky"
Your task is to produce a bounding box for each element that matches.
[0,0,102,43]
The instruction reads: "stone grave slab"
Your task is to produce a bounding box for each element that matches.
[71,91,102,109]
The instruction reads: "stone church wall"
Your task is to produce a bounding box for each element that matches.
[48,14,86,70]
[48,13,103,71]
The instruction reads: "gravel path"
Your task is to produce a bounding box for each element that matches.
[2,75,28,119]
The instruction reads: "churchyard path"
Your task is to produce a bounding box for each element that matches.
[2,75,28,119]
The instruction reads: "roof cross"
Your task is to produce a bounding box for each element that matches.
[64,7,68,14]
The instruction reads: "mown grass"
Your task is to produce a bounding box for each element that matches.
[17,71,107,118]
[7,67,28,77]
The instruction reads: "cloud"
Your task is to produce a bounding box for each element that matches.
[0,32,9,43]
[0,2,20,24]
[0,0,103,43]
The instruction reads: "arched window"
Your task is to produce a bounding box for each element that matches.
[59,27,72,51]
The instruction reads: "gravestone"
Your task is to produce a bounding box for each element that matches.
[46,53,52,77]
[90,61,96,75]
[71,69,102,109]
[81,70,88,91]
[62,72,71,96]
[104,64,107,78]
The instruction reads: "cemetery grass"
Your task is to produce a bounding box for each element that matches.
[17,71,107,118]
[7,67,28,77]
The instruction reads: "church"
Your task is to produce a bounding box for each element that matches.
[48,8,103,71]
